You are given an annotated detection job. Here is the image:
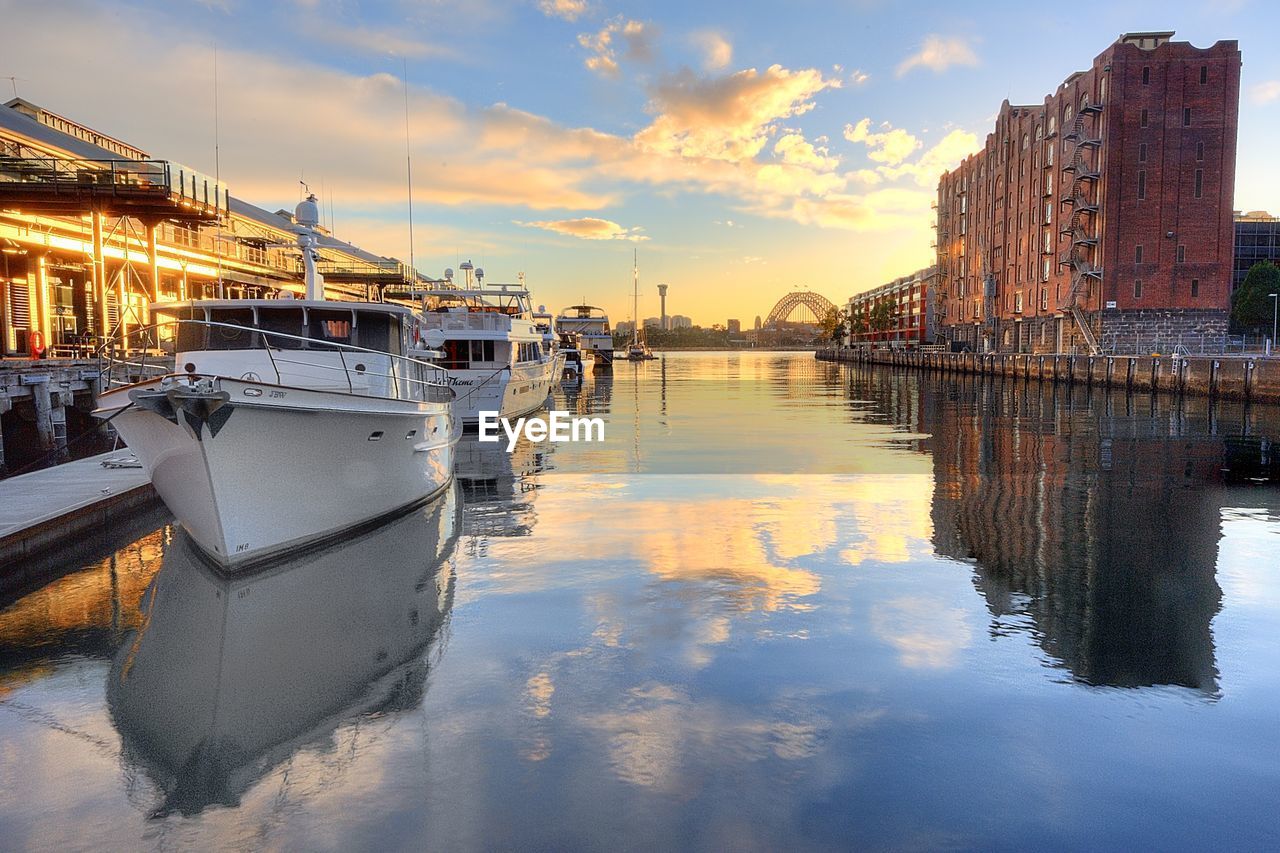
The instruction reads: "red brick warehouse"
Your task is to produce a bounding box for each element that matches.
[935,31,1241,354]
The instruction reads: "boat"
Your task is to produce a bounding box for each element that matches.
[92,195,458,569]
[107,484,460,816]
[555,304,614,368]
[622,250,659,361]
[531,299,573,381]
[559,329,585,380]
[412,263,559,426]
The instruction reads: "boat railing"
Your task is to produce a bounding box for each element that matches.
[418,312,507,333]
[98,319,453,404]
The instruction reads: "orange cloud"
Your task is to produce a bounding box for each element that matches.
[518,217,649,241]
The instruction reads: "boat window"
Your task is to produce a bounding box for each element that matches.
[202,307,257,350]
[469,340,496,363]
[257,307,305,350]
[308,309,354,351]
[355,311,395,354]
[440,339,469,370]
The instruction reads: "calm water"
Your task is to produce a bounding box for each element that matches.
[2,351,1279,851]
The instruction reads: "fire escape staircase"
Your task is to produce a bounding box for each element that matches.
[1057,104,1104,354]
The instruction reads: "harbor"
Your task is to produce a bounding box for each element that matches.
[2,353,1279,849]
[4,2,1280,850]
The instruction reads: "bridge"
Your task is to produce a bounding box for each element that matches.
[764,291,837,328]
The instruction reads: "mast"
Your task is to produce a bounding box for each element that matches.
[632,248,639,348]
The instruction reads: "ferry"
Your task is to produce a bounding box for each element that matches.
[413,263,558,425]
[555,304,614,368]
[92,196,457,569]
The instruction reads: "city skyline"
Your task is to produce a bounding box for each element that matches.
[2,1,1278,325]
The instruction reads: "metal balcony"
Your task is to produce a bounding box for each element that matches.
[0,156,227,221]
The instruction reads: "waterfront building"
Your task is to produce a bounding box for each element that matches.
[727,318,741,334]
[1233,210,1280,292]
[670,314,692,329]
[614,320,636,336]
[845,265,938,348]
[0,98,424,357]
[643,316,661,329]
[935,32,1241,354]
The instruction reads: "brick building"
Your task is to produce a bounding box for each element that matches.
[845,265,938,347]
[935,32,1241,354]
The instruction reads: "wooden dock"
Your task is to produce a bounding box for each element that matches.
[0,450,159,592]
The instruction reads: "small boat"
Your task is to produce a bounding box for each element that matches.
[623,250,659,361]
[93,195,458,569]
[412,263,560,426]
[555,304,614,369]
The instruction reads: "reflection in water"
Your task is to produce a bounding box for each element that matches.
[2,354,1280,850]
[860,368,1229,691]
[106,486,460,816]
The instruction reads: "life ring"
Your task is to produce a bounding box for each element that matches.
[28,329,45,360]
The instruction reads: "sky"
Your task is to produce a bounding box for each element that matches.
[2,0,1279,326]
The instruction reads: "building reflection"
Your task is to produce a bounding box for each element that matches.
[455,432,554,550]
[106,485,460,816]
[918,374,1223,692]
[0,526,168,695]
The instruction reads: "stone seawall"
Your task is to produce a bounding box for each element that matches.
[816,348,1280,404]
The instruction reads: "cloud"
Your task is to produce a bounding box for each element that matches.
[578,17,655,77]
[874,128,981,186]
[773,132,839,170]
[1250,80,1280,104]
[300,19,455,59]
[843,118,920,165]
[691,30,733,71]
[518,217,649,241]
[637,64,840,163]
[538,0,588,22]
[896,34,979,77]
[848,68,870,86]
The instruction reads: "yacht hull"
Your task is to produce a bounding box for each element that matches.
[448,357,558,425]
[98,377,455,568]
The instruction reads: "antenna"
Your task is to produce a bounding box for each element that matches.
[213,45,224,299]
[3,76,24,99]
[402,58,416,275]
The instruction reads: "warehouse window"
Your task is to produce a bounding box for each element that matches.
[1139,143,1147,162]
[1135,245,1143,264]
[1197,141,1204,161]
[1134,279,1143,299]
[1200,66,1208,85]
[1142,66,1150,84]
[1140,109,1148,127]
[1191,278,1200,297]
[1177,244,1186,263]
[1137,170,1147,200]
[1183,107,1191,126]
[1195,169,1203,198]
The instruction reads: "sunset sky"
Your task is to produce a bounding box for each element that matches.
[2,0,1279,325]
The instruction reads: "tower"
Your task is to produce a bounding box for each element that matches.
[657,283,668,330]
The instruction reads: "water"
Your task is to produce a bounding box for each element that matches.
[2,352,1279,851]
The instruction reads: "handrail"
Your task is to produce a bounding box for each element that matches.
[98,318,451,404]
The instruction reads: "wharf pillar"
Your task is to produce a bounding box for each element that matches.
[91,210,109,339]
[29,377,67,459]
[147,220,161,305]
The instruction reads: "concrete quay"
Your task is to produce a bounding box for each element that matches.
[818,348,1280,404]
[0,450,159,593]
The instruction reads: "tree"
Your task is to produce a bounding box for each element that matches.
[868,299,898,334]
[849,306,869,339]
[819,306,842,341]
[1232,261,1280,333]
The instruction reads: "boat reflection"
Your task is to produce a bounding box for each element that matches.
[909,372,1225,692]
[106,485,461,816]
[455,432,554,546]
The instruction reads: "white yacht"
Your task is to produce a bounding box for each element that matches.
[555,304,614,368]
[531,301,570,380]
[413,263,558,426]
[93,195,458,569]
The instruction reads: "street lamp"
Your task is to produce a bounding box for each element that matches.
[1271,293,1279,357]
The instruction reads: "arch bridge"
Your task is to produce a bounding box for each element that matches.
[764,291,837,327]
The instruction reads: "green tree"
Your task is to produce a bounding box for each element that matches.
[849,306,869,339]
[868,300,898,333]
[1232,261,1280,333]
[819,306,842,341]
